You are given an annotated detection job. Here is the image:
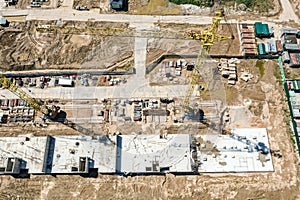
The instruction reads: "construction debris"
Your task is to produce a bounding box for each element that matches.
[218,58,238,85]
[240,71,254,82]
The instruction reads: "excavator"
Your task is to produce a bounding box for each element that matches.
[1,10,233,135]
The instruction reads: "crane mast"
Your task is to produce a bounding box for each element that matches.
[182,10,233,112]
[0,13,233,135]
[0,74,97,136]
[0,74,50,115]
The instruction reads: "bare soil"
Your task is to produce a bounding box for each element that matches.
[15,0,30,9]
[146,23,241,66]
[132,0,181,15]
[0,59,298,200]
[0,21,133,71]
[73,0,100,8]
[210,24,241,56]
[290,0,300,19]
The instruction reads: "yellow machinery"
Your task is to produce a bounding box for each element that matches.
[0,74,96,136]
[0,74,50,115]
[36,11,232,113]
[1,12,232,135]
[35,25,187,39]
[182,10,233,112]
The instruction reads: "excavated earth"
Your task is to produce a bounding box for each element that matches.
[0,13,299,198]
[0,58,299,199]
[0,21,133,71]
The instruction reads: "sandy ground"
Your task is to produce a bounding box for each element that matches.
[0,21,132,71]
[0,4,300,197]
[0,59,299,199]
[146,23,240,65]
[288,0,300,21]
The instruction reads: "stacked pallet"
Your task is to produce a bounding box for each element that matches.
[218,58,238,85]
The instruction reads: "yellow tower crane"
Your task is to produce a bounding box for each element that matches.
[0,74,50,115]
[182,10,233,112]
[35,11,233,114]
[2,12,233,135]
[0,74,97,136]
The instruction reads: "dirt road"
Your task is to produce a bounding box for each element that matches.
[279,0,299,21]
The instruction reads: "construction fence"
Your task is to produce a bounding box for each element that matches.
[278,57,300,157]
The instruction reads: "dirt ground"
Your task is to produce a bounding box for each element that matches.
[0,59,299,199]
[73,0,100,8]
[146,24,241,66]
[290,0,300,19]
[0,20,238,72]
[131,0,181,15]
[0,21,133,71]
[209,24,240,56]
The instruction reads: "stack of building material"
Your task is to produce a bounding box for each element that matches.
[280,27,300,67]
[218,58,238,85]
[257,43,266,55]
[240,24,257,56]
[283,43,300,52]
[240,72,254,82]
[282,51,290,63]
[281,27,298,37]
[263,40,278,55]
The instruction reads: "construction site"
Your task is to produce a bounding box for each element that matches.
[0,0,300,198]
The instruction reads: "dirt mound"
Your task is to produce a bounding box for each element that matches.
[0,21,133,71]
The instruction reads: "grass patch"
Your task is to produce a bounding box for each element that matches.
[236,0,274,13]
[253,0,274,13]
[223,0,235,6]
[284,67,292,79]
[149,82,162,86]
[273,63,283,85]
[236,0,253,7]
[290,133,296,144]
[256,60,265,77]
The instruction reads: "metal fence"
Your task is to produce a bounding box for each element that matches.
[278,57,300,157]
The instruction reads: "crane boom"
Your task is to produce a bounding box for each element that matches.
[0,74,49,114]
[0,74,99,136]
[36,25,188,40]
[1,14,233,135]
[182,10,233,112]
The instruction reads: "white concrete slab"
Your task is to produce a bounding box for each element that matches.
[118,134,193,174]
[198,128,274,173]
[51,136,116,173]
[0,136,47,174]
